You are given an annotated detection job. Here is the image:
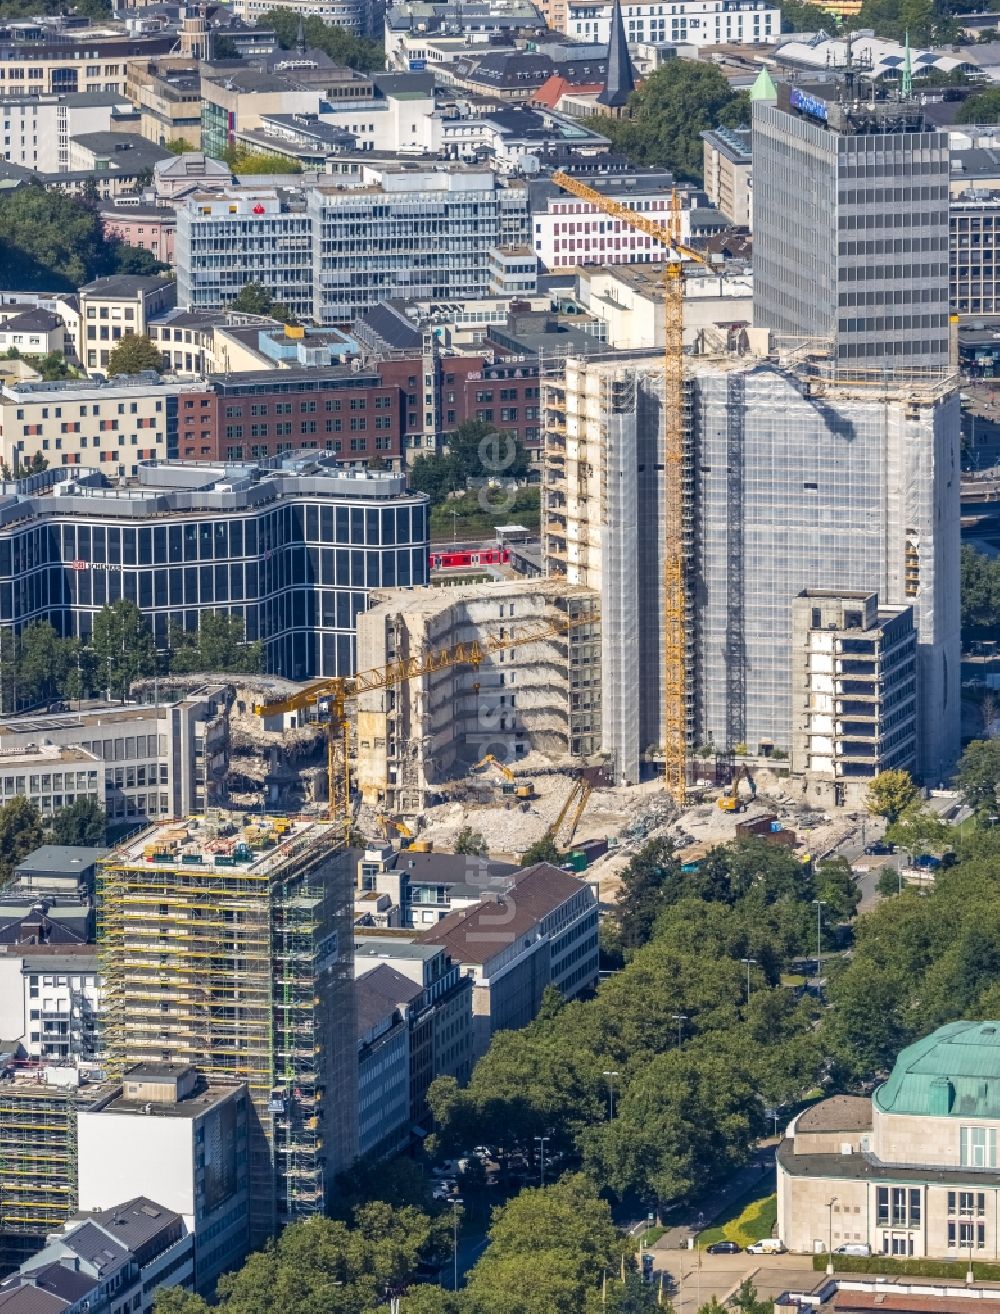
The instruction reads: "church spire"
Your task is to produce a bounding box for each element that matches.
[597,0,635,110]
[902,30,912,99]
[295,11,306,54]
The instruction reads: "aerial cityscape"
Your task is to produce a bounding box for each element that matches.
[0,0,999,1308]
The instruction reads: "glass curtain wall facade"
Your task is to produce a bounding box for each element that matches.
[0,464,429,682]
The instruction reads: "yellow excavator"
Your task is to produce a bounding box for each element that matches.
[717,765,757,813]
[473,754,536,800]
[374,811,412,840]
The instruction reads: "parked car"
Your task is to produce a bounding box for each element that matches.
[835,1243,871,1257]
[747,1239,787,1255]
[865,841,893,855]
[706,1241,742,1254]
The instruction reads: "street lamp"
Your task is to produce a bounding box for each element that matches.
[535,1135,549,1187]
[603,1069,619,1120]
[740,957,757,1006]
[812,899,826,999]
[451,1195,463,1291]
[671,1012,688,1047]
[826,1196,838,1275]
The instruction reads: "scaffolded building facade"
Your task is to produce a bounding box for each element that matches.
[97,816,357,1243]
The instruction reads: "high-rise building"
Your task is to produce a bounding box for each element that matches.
[541,349,961,788]
[542,355,669,785]
[753,81,951,367]
[689,355,960,784]
[96,815,357,1243]
[0,1065,118,1274]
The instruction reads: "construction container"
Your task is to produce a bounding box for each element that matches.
[567,851,588,872]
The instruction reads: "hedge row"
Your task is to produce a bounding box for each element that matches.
[812,1253,1000,1280]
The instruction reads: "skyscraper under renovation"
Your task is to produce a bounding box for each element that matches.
[97,816,357,1242]
[752,77,951,367]
[542,348,961,787]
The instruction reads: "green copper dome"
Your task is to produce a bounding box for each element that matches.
[875,1022,1000,1119]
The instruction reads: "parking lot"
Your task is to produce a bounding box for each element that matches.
[646,1246,822,1314]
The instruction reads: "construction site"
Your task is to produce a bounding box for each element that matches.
[0,1065,118,1274]
[96,813,357,1241]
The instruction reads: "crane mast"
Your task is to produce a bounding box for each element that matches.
[255,608,600,840]
[551,170,710,807]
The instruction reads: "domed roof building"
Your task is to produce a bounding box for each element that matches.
[777,1023,1000,1258]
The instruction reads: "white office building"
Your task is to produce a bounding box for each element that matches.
[564,0,778,45]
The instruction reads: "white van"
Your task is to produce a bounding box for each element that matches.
[747,1239,787,1255]
[835,1244,871,1257]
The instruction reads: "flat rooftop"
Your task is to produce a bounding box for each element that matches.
[0,744,101,768]
[107,813,339,876]
[367,577,594,617]
[96,1078,243,1119]
[354,936,440,961]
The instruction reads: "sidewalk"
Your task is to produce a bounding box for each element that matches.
[657,1153,775,1251]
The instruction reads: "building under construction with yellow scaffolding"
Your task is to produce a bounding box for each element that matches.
[0,1066,117,1273]
[97,814,357,1244]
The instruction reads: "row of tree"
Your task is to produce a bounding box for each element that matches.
[2,602,262,710]
[154,1175,654,1314]
[427,837,855,1208]
[262,8,385,72]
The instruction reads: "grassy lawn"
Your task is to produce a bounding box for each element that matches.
[429,487,539,543]
[697,1188,777,1250]
[639,1226,666,1248]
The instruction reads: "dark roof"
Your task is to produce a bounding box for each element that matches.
[79,275,174,299]
[0,1286,69,1314]
[70,132,171,169]
[597,0,634,108]
[15,845,106,879]
[796,1095,872,1134]
[88,1197,183,1259]
[777,1136,1000,1186]
[0,309,62,334]
[356,962,422,1036]
[57,1221,129,1275]
[420,862,591,965]
[17,1263,98,1306]
[833,1297,1000,1314]
[391,850,519,888]
[355,301,423,351]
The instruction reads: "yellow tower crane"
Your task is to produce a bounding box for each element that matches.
[550,170,713,807]
[254,608,600,842]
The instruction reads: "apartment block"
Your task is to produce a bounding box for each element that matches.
[0,93,135,173]
[701,126,752,229]
[356,966,413,1159]
[0,458,428,681]
[354,579,601,815]
[97,815,357,1242]
[564,0,777,42]
[0,1064,118,1274]
[0,375,209,478]
[77,1065,251,1294]
[0,747,105,822]
[421,862,599,1058]
[78,275,177,372]
[353,936,474,1117]
[0,949,99,1065]
[125,58,204,149]
[790,589,918,808]
[753,82,951,366]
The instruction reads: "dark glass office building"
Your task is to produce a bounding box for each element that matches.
[0,457,429,681]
